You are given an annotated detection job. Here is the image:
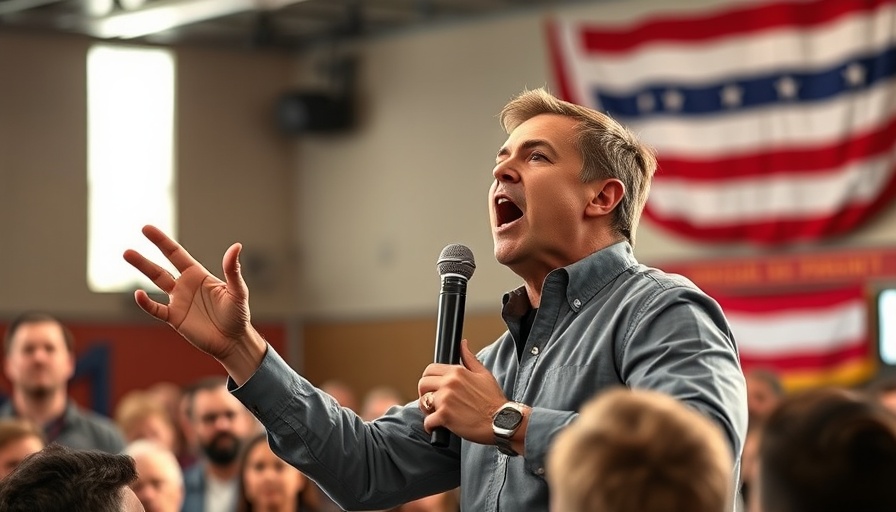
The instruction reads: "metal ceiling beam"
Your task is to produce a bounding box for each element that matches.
[86,0,312,39]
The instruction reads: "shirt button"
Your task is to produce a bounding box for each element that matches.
[530,346,539,355]
[573,298,582,308]
[535,467,545,475]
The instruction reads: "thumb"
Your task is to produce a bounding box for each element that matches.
[223,242,249,300]
[460,339,487,374]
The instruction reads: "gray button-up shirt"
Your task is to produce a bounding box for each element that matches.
[231,241,747,511]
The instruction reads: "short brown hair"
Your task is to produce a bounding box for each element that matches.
[3,312,74,354]
[499,88,657,245]
[547,388,732,512]
[759,387,896,512]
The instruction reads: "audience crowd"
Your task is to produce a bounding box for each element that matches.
[1,312,895,512]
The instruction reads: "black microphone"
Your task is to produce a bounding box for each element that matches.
[430,244,476,447]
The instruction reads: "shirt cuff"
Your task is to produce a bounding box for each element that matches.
[227,345,313,426]
[523,407,577,476]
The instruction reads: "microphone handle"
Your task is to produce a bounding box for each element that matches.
[431,275,467,447]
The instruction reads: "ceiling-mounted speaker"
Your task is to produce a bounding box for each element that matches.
[276,92,354,134]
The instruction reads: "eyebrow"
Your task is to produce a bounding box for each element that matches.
[496,139,558,159]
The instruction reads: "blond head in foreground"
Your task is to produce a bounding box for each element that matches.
[547,388,732,512]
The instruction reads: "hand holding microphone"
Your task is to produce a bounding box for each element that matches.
[428,244,475,447]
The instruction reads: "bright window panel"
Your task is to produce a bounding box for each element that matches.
[87,44,176,292]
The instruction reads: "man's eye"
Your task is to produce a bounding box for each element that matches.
[530,152,547,162]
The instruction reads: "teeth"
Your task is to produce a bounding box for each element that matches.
[497,197,509,204]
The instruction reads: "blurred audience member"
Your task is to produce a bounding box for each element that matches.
[758,386,896,512]
[147,382,190,460]
[867,375,896,416]
[0,443,141,512]
[0,419,44,479]
[319,380,359,413]
[739,423,762,512]
[182,376,257,512]
[237,432,310,512]
[739,368,784,512]
[116,390,179,453]
[547,388,732,512]
[360,386,406,422]
[125,439,184,512]
[745,368,784,425]
[146,382,184,426]
[177,384,200,469]
[1,312,124,453]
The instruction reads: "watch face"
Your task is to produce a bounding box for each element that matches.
[495,408,523,430]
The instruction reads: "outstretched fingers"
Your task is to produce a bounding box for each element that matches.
[123,248,178,294]
[141,225,204,274]
[133,289,169,322]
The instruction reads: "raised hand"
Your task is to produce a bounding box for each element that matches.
[123,225,266,383]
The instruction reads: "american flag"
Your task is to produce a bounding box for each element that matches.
[715,285,872,390]
[548,0,896,245]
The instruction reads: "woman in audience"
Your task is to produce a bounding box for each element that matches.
[0,418,45,479]
[237,432,312,512]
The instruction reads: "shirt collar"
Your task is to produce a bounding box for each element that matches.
[562,241,638,310]
[502,241,638,314]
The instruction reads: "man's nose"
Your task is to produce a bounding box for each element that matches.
[214,414,233,429]
[492,159,519,183]
[29,349,49,362]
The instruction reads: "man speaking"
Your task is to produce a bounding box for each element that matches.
[124,88,747,511]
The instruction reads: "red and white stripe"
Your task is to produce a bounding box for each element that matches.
[549,0,896,244]
[715,286,871,389]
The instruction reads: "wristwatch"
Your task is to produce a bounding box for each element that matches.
[492,401,525,456]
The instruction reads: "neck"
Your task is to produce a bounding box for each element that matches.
[523,279,544,308]
[512,255,569,308]
[259,499,297,512]
[12,389,67,425]
[517,239,624,307]
[207,461,238,481]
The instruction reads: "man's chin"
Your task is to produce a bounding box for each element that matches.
[22,385,56,399]
[494,243,524,268]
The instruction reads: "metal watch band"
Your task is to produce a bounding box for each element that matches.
[495,434,519,456]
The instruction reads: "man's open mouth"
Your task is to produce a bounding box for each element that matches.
[495,196,523,227]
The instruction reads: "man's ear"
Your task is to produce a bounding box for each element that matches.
[585,178,625,218]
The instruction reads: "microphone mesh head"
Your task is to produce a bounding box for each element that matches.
[437,244,476,280]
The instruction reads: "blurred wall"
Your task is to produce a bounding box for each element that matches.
[0,31,299,321]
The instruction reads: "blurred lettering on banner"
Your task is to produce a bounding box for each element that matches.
[659,247,896,390]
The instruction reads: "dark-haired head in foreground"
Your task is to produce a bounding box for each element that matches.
[0,443,143,512]
[759,387,896,512]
